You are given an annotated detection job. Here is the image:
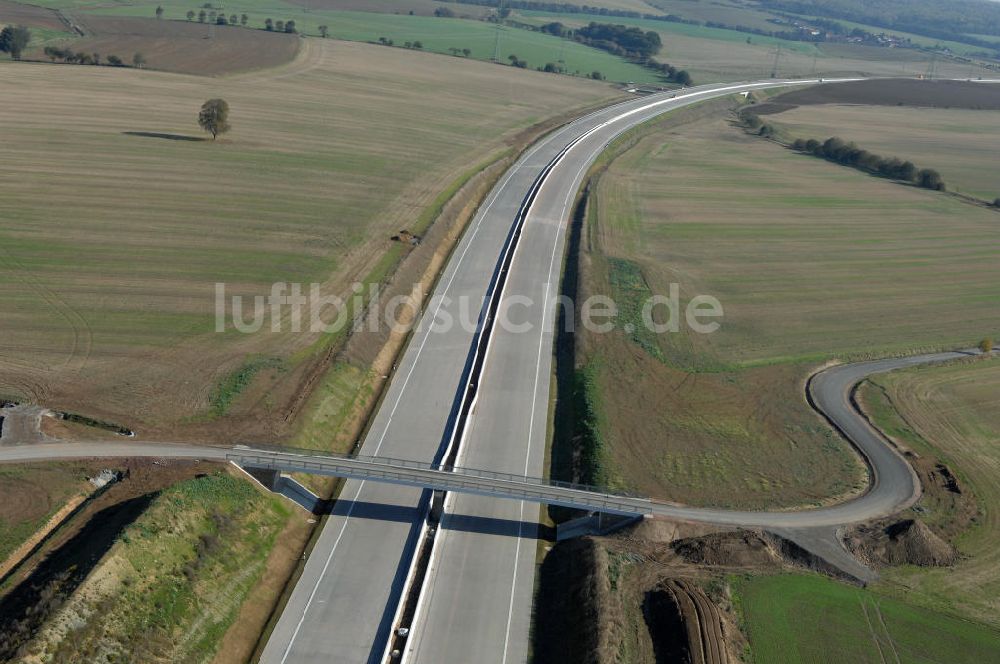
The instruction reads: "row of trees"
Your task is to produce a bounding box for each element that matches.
[376,37,422,49]
[43,47,145,67]
[572,22,661,59]
[540,21,691,85]
[185,9,249,26]
[264,18,298,33]
[790,136,946,191]
[0,25,30,61]
[180,8,309,35]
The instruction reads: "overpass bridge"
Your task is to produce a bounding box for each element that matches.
[228,447,652,517]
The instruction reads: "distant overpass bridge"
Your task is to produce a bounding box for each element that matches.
[228,448,652,517]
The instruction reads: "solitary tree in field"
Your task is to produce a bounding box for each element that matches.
[264,18,273,31]
[187,10,195,20]
[284,20,296,33]
[132,52,146,68]
[198,10,207,22]
[0,25,31,61]
[155,5,164,19]
[318,25,329,38]
[982,338,994,354]
[198,98,231,140]
[462,48,470,57]
[241,13,249,26]
[413,40,422,49]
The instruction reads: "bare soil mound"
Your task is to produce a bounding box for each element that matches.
[671,529,854,580]
[753,78,1000,115]
[845,518,956,568]
[0,0,65,31]
[672,530,782,568]
[68,16,300,75]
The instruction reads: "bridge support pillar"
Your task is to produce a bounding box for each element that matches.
[242,466,283,492]
[556,512,644,541]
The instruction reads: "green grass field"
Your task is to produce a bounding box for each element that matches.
[860,359,1000,627]
[44,0,663,82]
[766,105,1000,201]
[735,574,1000,664]
[0,39,614,436]
[517,8,987,83]
[573,99,1000,507]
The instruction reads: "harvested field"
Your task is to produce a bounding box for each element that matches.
[0,463,92,567]
[0,40,614,441]
[68,3,661,82]
[284,0,491,17]
[518,11,991,83]
[756,103,1000,200]
[571,96,1000,508]
[859,358,1000,627]
[0,0,64,31]
[58,15,301,75]
[757,78,1000,113]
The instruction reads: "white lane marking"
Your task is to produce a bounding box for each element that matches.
[501,146,595,664]
[277,136,558,663]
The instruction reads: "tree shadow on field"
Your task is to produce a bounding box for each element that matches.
[123,131,207,142]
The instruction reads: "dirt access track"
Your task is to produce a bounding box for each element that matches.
[62,16,300,75]
[753,77,1000,114]
[0,0,64,31]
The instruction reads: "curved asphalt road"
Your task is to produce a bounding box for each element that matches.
[0,78,988,662]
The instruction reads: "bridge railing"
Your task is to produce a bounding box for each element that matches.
[228,446,652,515]
[234,444,644,498]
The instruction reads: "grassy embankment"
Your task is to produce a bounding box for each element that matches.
[567,98,1000,509]
[9,471,294,663]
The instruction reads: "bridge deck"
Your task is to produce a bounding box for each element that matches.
[229,449,652,516]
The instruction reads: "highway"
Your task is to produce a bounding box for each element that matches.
[256,79,838,664]
[0,78,985,662]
